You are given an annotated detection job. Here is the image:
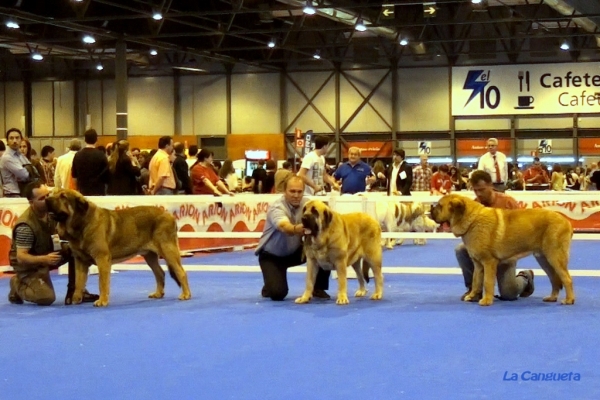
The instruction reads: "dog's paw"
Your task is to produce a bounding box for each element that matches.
[478,297,494,306]
[370,292,383,300]
[71,293,83,305]
[295,296,311,304]
[93,298,109,307]
[354,288,368,297]
[543,296,558,302]
[336,294,350,305]
[148,291,165,299]
[178,292,192,301]
[561,298,575,305]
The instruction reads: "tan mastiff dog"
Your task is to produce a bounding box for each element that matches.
[45,189,192,307]
[431,194,574,306]
[295,199,383,305]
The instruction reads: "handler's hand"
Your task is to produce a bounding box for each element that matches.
[44,252,63,267]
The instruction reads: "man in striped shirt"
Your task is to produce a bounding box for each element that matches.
[8,181,98,305]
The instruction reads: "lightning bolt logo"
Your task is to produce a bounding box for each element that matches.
[463,70,489,107]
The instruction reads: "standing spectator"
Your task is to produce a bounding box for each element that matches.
[449,166,466,191]
[190,149,233,196]
[523,157,550,187]
[263,159,277,194]
[297,135,339,195]
[39,146,56,187]
[107,140,141,196]
[71,129,109,196]
[274,161,293,193]
[0,140,5,157]
[430,164,453,195]
[370,160,387,192]
[250,160,268,194]
[19,138,43,184]
[589,162,600,191]
[148,136,177,195]
[477,137,508,192]
[172,142,192,194]
[219,160,239,192]
[54,139,81,190]
[333,147,375,194]
[550,164,565,191]
[131,147,140,160]
[411,155,432,192]
[0,128,33,197]
[386,148,412,196]
[186,145,199,171]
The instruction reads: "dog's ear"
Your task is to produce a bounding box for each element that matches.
[75,196,89,214]
[413,202,424,217]
[322,209,333,230]
[449,198,465,217]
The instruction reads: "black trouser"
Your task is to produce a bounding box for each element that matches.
[258,247,330,301]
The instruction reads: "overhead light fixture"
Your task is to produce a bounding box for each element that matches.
[5,20,19,29]
[73,0,84,2]
[355,19,367,32]
[152,12,163,20]
[172,66,207,73]
[150,49,158,56]
[96,63,104,71]
[82,35,96,44]
[267,39,276,48]
[399,38,409,46]
[313,50,321,60]
[471,0,482,3]
[31,53,43,61]
[303,1,316,15]
[560,40,570,51]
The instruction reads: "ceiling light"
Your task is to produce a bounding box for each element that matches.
[355,19,367,32]
[399,38,409,46]
[31,53,43,61]
[150,49,158,56]
[82,35,96,44]
[96,63,103,71]
[267,39,275,48]
[172,66,207,73]
[560,40,570,51]
[5,20,19,29]
[152,12,163,20]
[303,1,316,15]
[313,50,321,60]
[471,0,482,3]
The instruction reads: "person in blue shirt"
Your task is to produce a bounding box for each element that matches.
[333,147,376,194]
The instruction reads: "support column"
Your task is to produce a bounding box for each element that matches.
[334,62,341,163]
[279,69,287,134]
[391,58,399,144]
[115,39,128,140]
[23,73,33,137]
[225,63,233,135]
[73,79,81,136]
[173,70,182,136]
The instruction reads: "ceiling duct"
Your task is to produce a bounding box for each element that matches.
[543,0,600,47]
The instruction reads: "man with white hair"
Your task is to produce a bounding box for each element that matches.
[333,146,375,194]
[477,137,508,192]
[53,139,81,190]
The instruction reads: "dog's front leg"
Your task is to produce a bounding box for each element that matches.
[464,260,484,302]
[70,258,90,305]
[478,259,498,306]
[335,262,349,305]
[94,253,112,307]
[295,258,318,304]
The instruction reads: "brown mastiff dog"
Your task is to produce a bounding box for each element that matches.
[46,189,192,307]
[431,194,574,306]
[295,199,383,305]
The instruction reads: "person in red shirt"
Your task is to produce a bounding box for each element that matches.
[523,157,550,185]
[455,170,534,302]
[430,164,453,195]
[190,149,234,196]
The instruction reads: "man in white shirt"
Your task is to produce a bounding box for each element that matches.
[297,135,339,195]
[477,137,508,192]
[54,139,81,190]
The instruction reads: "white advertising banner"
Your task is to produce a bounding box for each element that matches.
[452,63,600,116]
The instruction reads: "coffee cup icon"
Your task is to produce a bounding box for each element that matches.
[516,95,534,108]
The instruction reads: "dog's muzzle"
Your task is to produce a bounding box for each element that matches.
[301,214,319,236]
[430,203,442,224]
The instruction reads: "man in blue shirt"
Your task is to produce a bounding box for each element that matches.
[333,147,375,194]
[255,176,330,301]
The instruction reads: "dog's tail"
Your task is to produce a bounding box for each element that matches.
[362,262,370,283]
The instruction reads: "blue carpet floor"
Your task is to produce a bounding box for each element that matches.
[0,271,598,400]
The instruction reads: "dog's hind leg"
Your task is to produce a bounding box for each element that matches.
[364,248,384,301]
[541,247,574,305]
[143,251,166,299]
[534,253,561,303]
[159,243,192,301]
[352,260,368,298]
